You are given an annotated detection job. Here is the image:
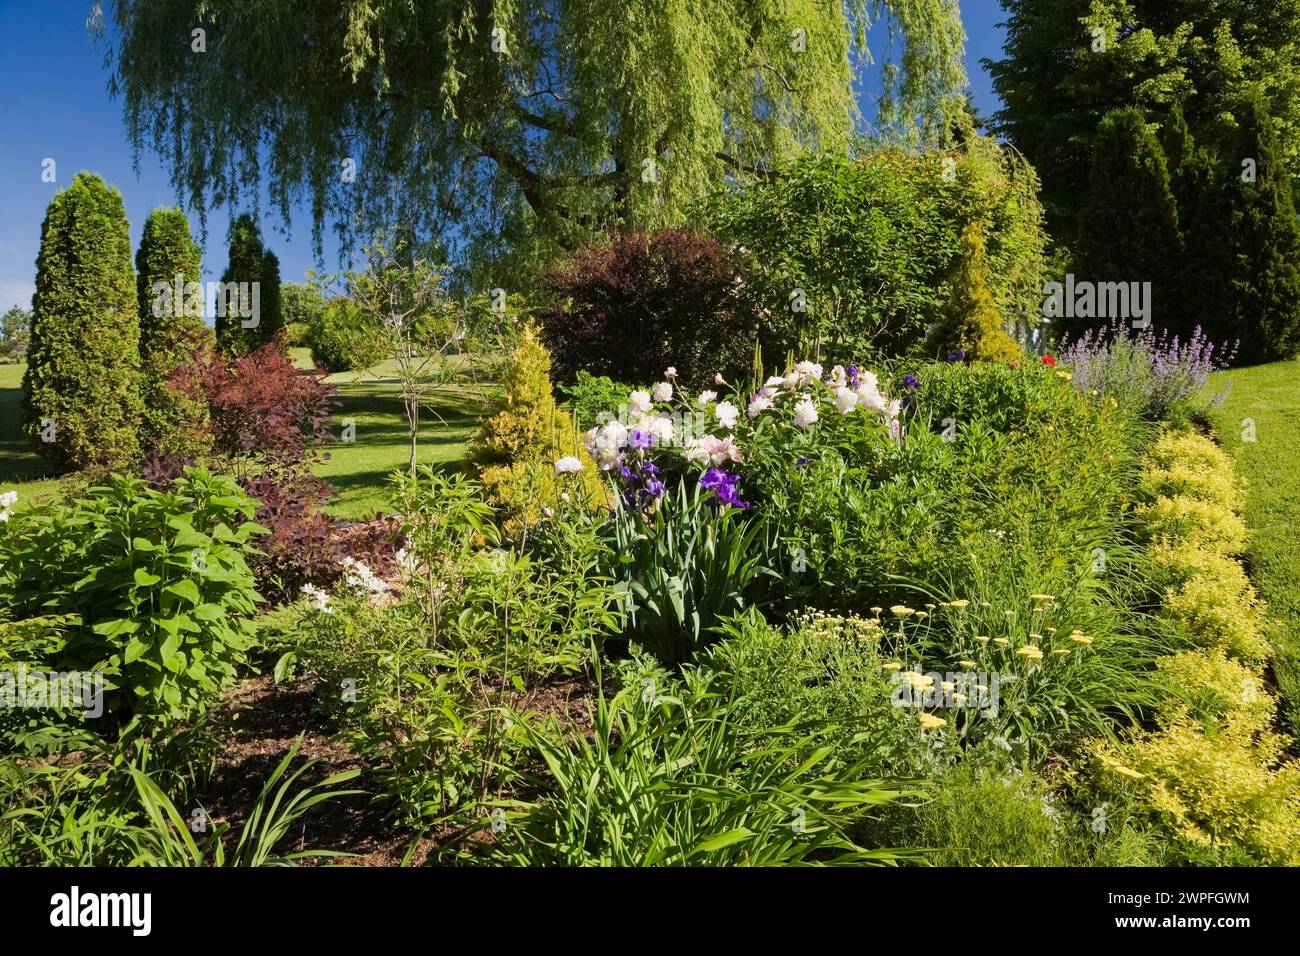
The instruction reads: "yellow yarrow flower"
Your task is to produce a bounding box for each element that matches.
[918,713,946,730]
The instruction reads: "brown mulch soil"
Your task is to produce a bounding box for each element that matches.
[198,668,600,866]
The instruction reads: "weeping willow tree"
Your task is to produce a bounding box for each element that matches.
[98,0,965,282]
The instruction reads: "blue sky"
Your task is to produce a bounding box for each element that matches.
[0,0,1008,313]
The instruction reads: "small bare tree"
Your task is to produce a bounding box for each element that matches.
[319,236,487,472]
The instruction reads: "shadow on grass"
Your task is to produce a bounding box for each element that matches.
[0,378,60,484]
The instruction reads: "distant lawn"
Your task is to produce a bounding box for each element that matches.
[1208,359,1300,736]
[0,353,495,520]
[0,361,64,507]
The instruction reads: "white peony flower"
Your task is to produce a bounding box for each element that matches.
[629,389,653,414]
[747,394,773,418]
[664,366,678,380]
[714,373,725,385]
[792,361,823,388]
[683,437,711,465]
[646,416,676,442]
[684,434,742,466]
[715,400,740,430]
[652,381,673,402]
[554,456,584,474]
[834,386,859,414]
[697,389,718,405]
[793,397,819,428]
[856,383,887,413]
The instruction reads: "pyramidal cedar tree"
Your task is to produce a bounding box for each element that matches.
[216,213,282,355]
[23,171,143,472]
[136,206,211,455]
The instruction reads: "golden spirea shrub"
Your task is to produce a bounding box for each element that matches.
[1093,709,1300,865]
[1155,648,1272,727]
[1104,426,1300,864]
[1138,495,1249,557]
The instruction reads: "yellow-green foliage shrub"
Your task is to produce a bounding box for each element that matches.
[1142,430,1241,489]
[1093,708,1300,865]
[470,324,604,533]
[1138,495,1249,556]
[935,221,1023,363]
[1138,431,1247,551]
[1156,649,1272,728]
[1162,572,1270,661]
[1138,430,1264,659]
[1106,427,1300,864]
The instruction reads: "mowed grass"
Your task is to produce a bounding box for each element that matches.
[0,352,496,520]
[1208,359,1300,735]
[0,362,64,507]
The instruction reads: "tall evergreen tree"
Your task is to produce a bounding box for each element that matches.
[1074,108,1183,336]
[1217,95,1300,362]
[988,0,1300,238]
[217,213,282,354]
[136,207,209,452]
[22,172,142,471]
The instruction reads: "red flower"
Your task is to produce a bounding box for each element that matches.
[1041,354,1057,367]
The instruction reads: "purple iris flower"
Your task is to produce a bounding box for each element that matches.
[698,467,749,510]
[619,465,635,481]
[846,365,860,389]
[642,477,666,498]
[639,462,660,477]
[699,467,729,491]
[796,454,812,467]
[629,429,653,450]
[902,373,920,389]
[945,350,966,363]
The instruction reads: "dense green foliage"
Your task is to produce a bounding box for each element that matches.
[988,0,1300,234]
[1193,96,1300,362]
[991,1,1300,359]
[0,469,265,729]
[280,283,325,347]
[216,213,282,354]
[702,137,1047,361]
[1072,108,1182,337]
[305,298,389,373]
[136,207,209,453]
[22,172,143,472]
[103,0,966,284]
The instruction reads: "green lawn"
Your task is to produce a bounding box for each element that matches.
[0,353,493,520]
[0,361,64,506]
[1208,359,1300,736]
